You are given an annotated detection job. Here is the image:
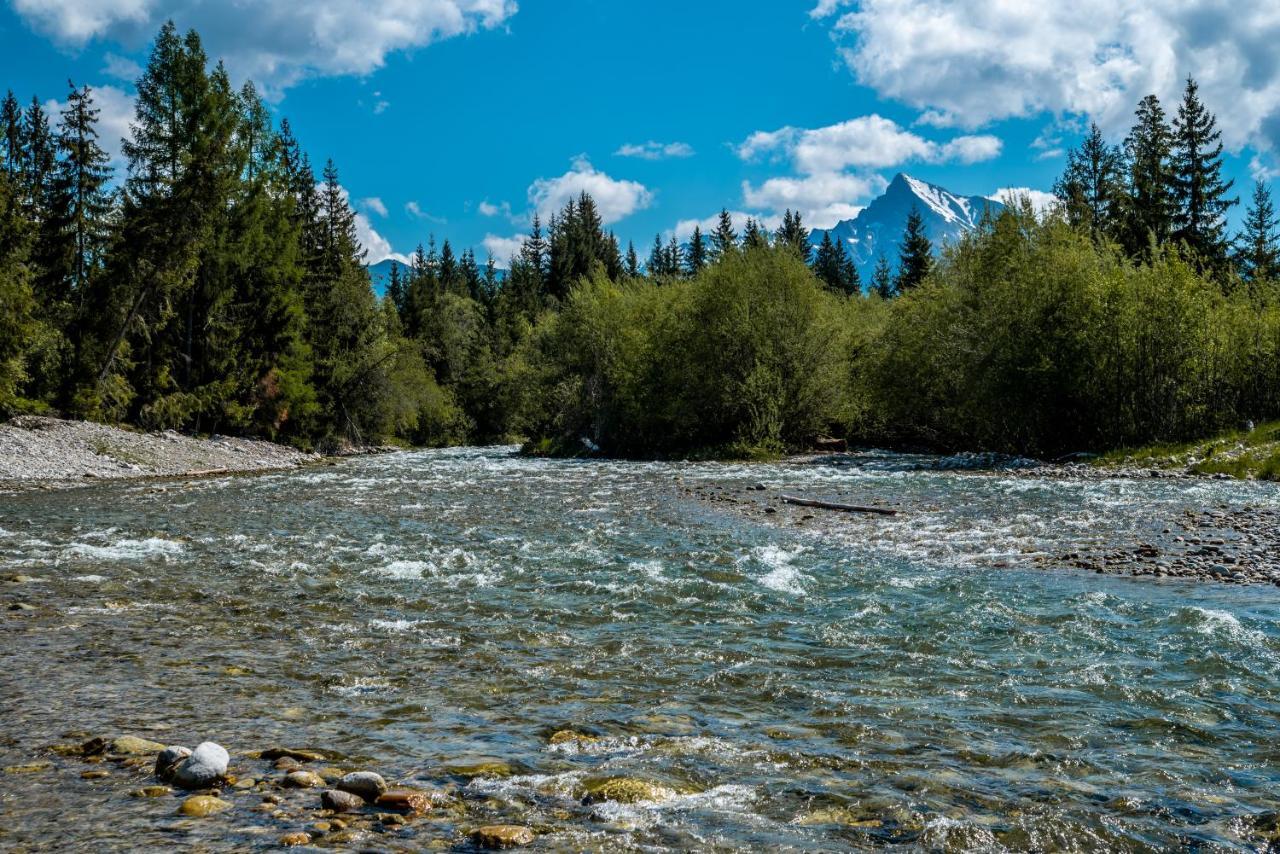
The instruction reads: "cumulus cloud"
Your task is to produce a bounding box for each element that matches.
[988,187,1059,216]
[737,115,1002,173]
[615,141,695,160]
[671,210,782,242]
[529,157,652,224]
[101,52,142,81]
[742,173,882,229]
[813,0,1280,154]
[45,83,134,168]
[12,0,519,95]
[360,197,388,217]
[478,199,512,218]
[482,233,525,265]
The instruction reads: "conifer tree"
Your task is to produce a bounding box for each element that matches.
[648,233,666,277]
[386,261,405,315]
[872,252,895,299]
[811,231,859,295]
[48,83,114,300]
[0,170,35,411]
[686,225,707,275]
[1120,94,1176,255]
[711,208,737,260]
[1,92,21,177]
[742,218,768,250]
[1237,180,1279,288]
[1172,76,1237,269]
[1054,122,1123,241]
[895,207,933,291]
[776,209,810,260]
[625,240,640,278]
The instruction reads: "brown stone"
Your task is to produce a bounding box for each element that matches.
[279,832,311,846]
[472,825,535,848]
[320,789,365,813]
[177,795,232,817]
[283,770,325,789]
[375,789,433,813]
[262,747,327,763]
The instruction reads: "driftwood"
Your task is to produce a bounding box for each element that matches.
[781,495,898,516]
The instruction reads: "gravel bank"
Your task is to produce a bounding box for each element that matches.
[0,416,319,489]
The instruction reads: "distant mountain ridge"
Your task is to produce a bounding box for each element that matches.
[810,173,1003,285]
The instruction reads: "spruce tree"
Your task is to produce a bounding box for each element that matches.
[711,208,737,260]
[1,92,23,179]
[742,218,768,250]
[1171,76,1237,269]
[895,207,933,291]
[1120,94,1175,255]
[648,233,666,277]
[386,261,405,315]
[0,170,35,411]
[48,83,114,300]
[1054,122,1123,241]
[1237,180,1279,287]
[625,240,640,278]
[686,225,707,275]
[775,209,810,260]
[665,234,683,277]
[872,253,895,299]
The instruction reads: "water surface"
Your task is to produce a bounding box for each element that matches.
[2,448,1279,850]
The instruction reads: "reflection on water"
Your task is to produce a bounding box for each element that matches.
[1,447,1279,850]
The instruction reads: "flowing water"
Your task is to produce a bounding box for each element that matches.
[2,448,1280,851]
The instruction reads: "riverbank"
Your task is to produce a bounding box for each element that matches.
[1093,420,1280,480]
[0,416,321,489]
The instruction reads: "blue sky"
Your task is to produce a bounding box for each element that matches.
[2,1,1276,265]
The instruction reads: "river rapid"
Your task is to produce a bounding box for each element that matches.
[2,447,1279,851]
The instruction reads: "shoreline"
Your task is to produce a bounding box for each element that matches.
[0,416,326,491]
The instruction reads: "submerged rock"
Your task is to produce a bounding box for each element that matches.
[261,747,327,762]
[472,825,535,848]
[320,789,365,813]
[580,776,677,804]
[283,770,325,789]
[178,795,232,817]
[155,745,192,781]
[375,789,435,813]
[3,762,52,774]
[110,736,167,756]
[279,832,311,847]
[548,730,599,747]
[129,786,173,798]
[444,759,513,779]
[337,771,387,802]
[172,742,229,789]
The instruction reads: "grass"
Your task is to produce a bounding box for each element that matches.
[1095,420,1280,480]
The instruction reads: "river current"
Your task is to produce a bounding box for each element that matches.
[2,448,1279,851]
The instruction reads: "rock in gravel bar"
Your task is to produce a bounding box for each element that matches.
[172,742,229,789]
[320,789,365,813]
[283,770,325,789]
[178,795,232,817]
[155,745,192,781]
[110,736,167,756]
[336,771,387,802]
[472,825,536,848]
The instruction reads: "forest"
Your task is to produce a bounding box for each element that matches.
[2,24,1278,458]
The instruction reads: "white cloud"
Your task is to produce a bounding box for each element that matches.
[482,233,525,265]
[988,188,1059,216]
[814,0,1280,154]
[529,157,652,225]
[321,182,404,264]
[13,0,519,95]
[45,83,134,168]
[373,100,390,115]
[405,201,446,224]
[670,211,783,242]
[737,115,1001,173]
[478,199,511,218]
[742,172,883,229]
[615,141,695,160]
[360,197,388,217]
[101,52,142,81]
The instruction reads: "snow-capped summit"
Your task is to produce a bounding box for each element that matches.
[810,173,1003,285]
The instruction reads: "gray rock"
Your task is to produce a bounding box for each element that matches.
[155,745,192,781]
[320,789,365,813]
[172,742,229,789]
[337,771,387,802]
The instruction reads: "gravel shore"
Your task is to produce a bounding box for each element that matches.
[0,416,319,489]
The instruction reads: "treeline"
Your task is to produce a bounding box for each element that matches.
[3,27,1279,460]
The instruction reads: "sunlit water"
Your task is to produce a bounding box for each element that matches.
[2,448,1280,851]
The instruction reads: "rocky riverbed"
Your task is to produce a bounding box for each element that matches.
[0,416,319,489]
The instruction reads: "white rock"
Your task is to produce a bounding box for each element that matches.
[172,741,229,789]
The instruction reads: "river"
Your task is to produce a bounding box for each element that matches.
[1,447,1279,850]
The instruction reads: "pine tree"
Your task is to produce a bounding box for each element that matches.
[1054,122,1123,241]
[811,231,859,295]
[872,253,895,299]
[1237,180,1279,287]
[1,92,23,179]
[711,208,737,260]
[686,225,707,275]
[895,207,933,291]
[1172,76,1237,269]
[47,83,114,302]
[742,218,768,250]
[1120,94,1176,255]
[625,240,640,278]
[386,261,405,315]
[775,209,810,260]
[665,234,683,277]
[648,233,666,277]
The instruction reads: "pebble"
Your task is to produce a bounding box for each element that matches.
[279,832,311,847]
[261,747,327,763]
[375,789,434,813]
[337,771,387,802]
[110,736,167,756]
[283,770,325,789]
[172,742,229,789]
[178,795,232,817]
[129,786,173,798]
[80,769,111,780]
[320,789,365,813]
[472,825,535,848]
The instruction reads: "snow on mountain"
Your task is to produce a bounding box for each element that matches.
[810,172,1003,286]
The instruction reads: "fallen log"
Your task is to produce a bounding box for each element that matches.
[781,495,898,516]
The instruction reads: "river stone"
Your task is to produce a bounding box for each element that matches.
[279,832,311,847]
[81,769,111,780]
[261,747,327,762]
[155,745,192,781]
[283,770,325,789]
[337,771,386,802]
[320,789,365,813]
[580,776,676,804]
[375,789,434,813]
[129,786,173,798]
[172,742,229,789]
[472,825,535,848]
[178,795,232,817]
[444,759,513,778]
[111,736,167,756]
